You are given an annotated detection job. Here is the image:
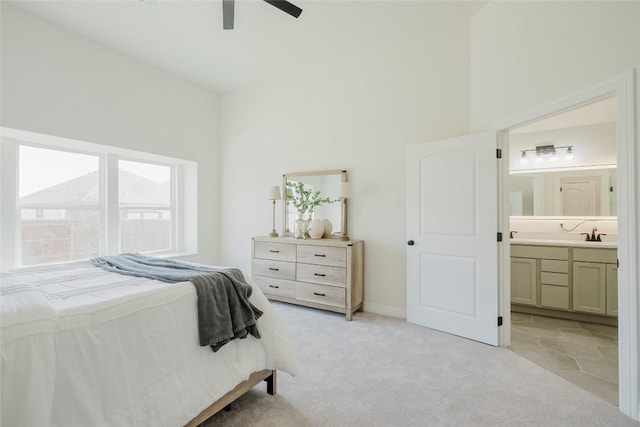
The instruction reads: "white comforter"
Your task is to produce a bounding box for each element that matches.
[1,262,299,427]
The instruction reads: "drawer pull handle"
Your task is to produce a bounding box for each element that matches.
[314,273,326,277]
[269,285,280,289]
[269,250,280,253]
[269,267,279,271]
[313,292,326,297]
[314,254,326,257]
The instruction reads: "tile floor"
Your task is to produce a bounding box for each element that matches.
[510,312,619,405]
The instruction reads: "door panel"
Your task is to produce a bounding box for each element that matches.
[407,131,499,346]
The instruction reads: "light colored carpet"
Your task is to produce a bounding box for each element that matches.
[204,302,638,426]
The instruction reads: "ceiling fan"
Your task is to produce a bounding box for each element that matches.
[222,0,302,30]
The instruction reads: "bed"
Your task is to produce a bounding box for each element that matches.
[0,260,299,426]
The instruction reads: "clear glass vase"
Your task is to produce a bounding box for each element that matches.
[295,216,310,239]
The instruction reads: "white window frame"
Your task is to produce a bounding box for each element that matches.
[0,127,198,270]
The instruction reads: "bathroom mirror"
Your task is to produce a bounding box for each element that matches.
[509,166,616,217]
[282,170,346,238]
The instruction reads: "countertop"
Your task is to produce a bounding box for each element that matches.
[510,238,617,249]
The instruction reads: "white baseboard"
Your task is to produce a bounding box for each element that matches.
[362,302,406,319]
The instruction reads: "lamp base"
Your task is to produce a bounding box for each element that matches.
[340,234,349,241]
[269,230,279,237]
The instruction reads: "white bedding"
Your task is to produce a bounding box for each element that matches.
[1,262,299,426]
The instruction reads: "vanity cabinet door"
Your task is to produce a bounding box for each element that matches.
[606,264,618,316]
[573,262,606,314]
[511,257,537,306]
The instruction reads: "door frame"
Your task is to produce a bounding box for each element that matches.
[495,71,637,420]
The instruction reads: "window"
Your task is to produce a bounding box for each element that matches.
[118,160,173,253]
[1,128,198,269]
[19,146,101,266]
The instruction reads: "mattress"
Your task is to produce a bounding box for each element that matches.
[0,261,299,426]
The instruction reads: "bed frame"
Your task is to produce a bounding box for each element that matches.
[184,369,276,426]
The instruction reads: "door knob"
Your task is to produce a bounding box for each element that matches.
[407,240,415,246]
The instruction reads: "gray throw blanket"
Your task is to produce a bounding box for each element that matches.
[91,253,262,352]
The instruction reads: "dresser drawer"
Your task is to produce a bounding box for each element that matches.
[297,263,346,287]
[297,245,346,267]
[252,258,295,281]
[296,282,345,308]
[253,276,296,299]
[541,259,569,273]
[254,242,296,262]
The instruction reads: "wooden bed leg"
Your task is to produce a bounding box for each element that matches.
[265,370,277,395]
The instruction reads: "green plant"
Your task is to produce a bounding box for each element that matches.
[286,180,337,218]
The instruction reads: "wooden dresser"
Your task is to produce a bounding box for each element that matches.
[252,236,364,320]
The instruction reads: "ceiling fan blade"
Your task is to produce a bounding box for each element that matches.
[223,0,234,30]
[263,0,302,18]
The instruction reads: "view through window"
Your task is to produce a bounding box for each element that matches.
[118,160,172,253]
[19,145,101,265]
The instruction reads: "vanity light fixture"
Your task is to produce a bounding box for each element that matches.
[519,144,574,163]
[520,150,528,164]
[268,185,281,237]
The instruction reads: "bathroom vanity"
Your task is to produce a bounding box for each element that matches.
[511,239,617,325]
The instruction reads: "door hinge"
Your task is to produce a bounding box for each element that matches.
[496,148,502,159]
[610,186,614,192]
[617,259,619,268]
[498,316,503,326]
[497,232,503,242]
[560,187,563,192]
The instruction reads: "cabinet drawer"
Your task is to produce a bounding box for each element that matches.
[297,263,346,287]
[253,276,296,299]
[252,258,295,281]
[297,245,346,267]
[541,272,568,287]
[511,245,568,260]
[254,242,296,262]
[296,282,345,308]
[541,259,569,273]
[573,248,617,264]
[541,285,569,310]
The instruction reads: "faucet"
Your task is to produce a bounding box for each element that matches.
[582,228,604,242]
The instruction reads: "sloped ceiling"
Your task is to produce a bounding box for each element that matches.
[9,0,486,93]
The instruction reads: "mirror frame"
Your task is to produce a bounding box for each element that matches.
[282,169,347,239]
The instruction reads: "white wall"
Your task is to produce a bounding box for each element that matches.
[470,1,640,420]
[0,4,221,264]
[219,4,475,317]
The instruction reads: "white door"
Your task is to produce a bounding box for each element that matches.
[560,176,600,216]
[406,132,500,346]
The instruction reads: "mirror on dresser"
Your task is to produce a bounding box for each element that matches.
[282,170,347,238]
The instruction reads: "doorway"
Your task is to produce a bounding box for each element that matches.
[506,96,619,404]
[498,73,637,418]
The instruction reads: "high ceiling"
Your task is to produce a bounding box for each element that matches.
[9,0,486,93]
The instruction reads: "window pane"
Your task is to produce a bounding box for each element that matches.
[118,160,172,253]
[119,160,170,206]
[19,146,99,203]
[20,208,101,265]
[120,209,171,253]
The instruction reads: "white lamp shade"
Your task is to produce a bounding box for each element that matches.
[269,185,281,200]
[339,182,351,198]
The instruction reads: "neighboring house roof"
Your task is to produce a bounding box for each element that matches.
[20,170,170,206]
